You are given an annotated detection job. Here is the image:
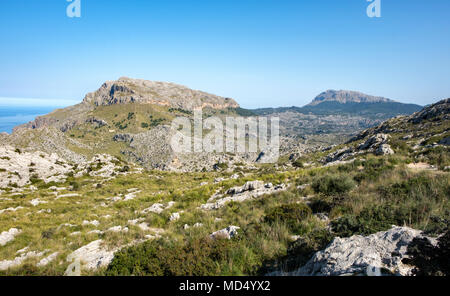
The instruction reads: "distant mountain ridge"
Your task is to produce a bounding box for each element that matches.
[308,90,395,106]
[252,90,422,118]
[0,80,427,171]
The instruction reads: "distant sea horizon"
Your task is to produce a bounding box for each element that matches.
[0,97,79,134]
[0,106,60,134]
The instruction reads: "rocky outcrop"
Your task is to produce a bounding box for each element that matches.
[324,133,394,164]
[288,226,427,276]
[376,144,394,156]
[0,228,22,246]
[200,181,287,210]
[0,249,47,271]
[409,98,449,124]
[0,146,72,188]
[210,226,240,240]
[86,117,107,128]
[82,77,239,111]
[141,201,175,214]
[66,240,116,270]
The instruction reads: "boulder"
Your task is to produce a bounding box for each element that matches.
[0,228,22,246]
[210,226,240,240]
[375,144,394,156]
[290,226,425,276]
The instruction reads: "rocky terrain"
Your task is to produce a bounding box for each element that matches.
[286,226,430,276]
[83,77,239,110]
[0,80,448,276]
[0,82,424,172]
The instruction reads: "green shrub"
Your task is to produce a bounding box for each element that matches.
[292,159,304,168]
[402,229,449,276]
[331,204,419,237]
[264,203,312,231]
[70,181,80,191]
[41,228,55,239]
[311,174,355,196]
[308,198,333,214]
[259,228,333,274]
[106,238,236,276]
[119,166,130,173]
[353,158,394,183]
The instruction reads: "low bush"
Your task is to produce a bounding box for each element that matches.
[402,229,449,276]
[106,237,237,276]
[311,174,355,196]
[264,203,312,231]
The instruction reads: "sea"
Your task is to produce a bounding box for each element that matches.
[0,106,59,134]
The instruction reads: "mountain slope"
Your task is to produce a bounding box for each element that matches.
[319,98,450,168]
[83,77,239,110]
[2,78,257,171]
[251,90,423,142]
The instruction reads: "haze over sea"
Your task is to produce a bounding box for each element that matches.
[0,98,78,134]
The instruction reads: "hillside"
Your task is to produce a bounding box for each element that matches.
[0,98,448,276]
[251,90,422,143]
[3,78,260,171]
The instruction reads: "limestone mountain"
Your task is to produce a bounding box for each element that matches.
[302,90,422,117]
[307,90,394,106]
[1,78,257,171]
[82,77,239,110]
[252,90,423,142]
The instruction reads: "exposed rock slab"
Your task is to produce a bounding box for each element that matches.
[0,228,22,246]
[288,226,425,276]
[201,181,287,210]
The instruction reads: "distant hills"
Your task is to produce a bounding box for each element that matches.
[252,90,422,119]
[0,80,427,170]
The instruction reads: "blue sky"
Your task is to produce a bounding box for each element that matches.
[0,0,449,108]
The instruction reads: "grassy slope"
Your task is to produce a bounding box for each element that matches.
[0,102,448,276]
[0,149,448,275]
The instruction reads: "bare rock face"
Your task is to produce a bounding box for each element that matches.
[82,77,239,111]
[0,145,72,188]
[0,228,22,246]
[66,240,116,270]
[289,226,425,276]
[409,98,450,124]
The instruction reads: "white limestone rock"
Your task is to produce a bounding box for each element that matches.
[0,228,22,246]
[288,226,425,276]
[210,226,240,240]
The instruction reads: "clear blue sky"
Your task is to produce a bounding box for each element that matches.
[0,0,449,108]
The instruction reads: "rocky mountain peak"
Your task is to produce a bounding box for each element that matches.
[308,90,395,106]
[409,98,450,124]
[82,77,239,111]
